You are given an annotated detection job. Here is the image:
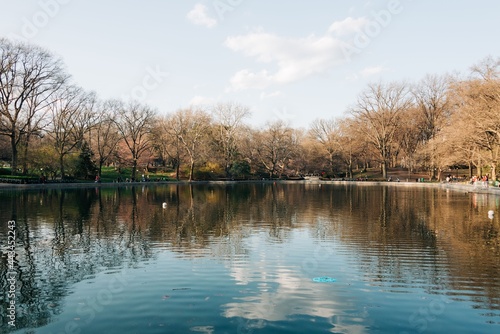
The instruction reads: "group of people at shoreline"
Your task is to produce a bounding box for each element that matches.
[470,175,491,188]
[445,174,499,188]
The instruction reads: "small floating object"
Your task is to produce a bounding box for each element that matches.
[162,202,167,209]
[313,276,336,283]
[488,210,494,219]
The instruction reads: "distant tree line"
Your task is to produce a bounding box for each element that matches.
[1,38,499,181]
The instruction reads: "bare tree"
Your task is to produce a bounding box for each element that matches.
[435,115,478,178]
[151,114,186,180]
[350,82,413,179]
[309,118,341,175]
[412,74,452,178]
[252,120,297,179]
[0,38,67,174]
[337,119,365,179]
[449,57,500,180]
[470,56,500,80]
[394,107,424,179]
[47,85,97,179]
[413,74,452,141]
[170,108,212,181]
[114,101,156,181]
[211,102,250,177]
[290,130,316,176]
[92,99,122,177]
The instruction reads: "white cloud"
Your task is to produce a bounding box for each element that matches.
[225,29,349,90]
[186,4,217,28]
[328,17,369,36]
[225,16,375,91]
[229,69,274,91]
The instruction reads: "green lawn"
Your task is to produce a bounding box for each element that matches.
[0,166,176,183]
[99,167,175,182]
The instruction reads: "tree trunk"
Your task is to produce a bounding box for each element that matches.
[176,162,180,181]
[491,163,497,181]
[468,161,473,179]
[407,157,412,179]
[98,160,103,177]
[22,152,28,174]
[329,152,335,175]
[10,134,17,175]
[189,161,195,181]
[22,135,30,175]
[131,158,137,181]
[430,167,437,180]
[381,160,387,179]
[59,154,65,180]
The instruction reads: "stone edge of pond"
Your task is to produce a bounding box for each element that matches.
[0,179,499,195]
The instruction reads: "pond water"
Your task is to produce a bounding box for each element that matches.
[1,183,500,334]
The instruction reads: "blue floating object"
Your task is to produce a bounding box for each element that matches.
[313,276,336,283]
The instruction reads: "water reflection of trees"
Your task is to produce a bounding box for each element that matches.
[327,185,500,312]
[0,184,499,331]
[0,188,152,332]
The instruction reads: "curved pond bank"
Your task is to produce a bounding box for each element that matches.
[327,179,500,195]
[0,178,499,195]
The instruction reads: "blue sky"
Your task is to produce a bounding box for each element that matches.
[1,0,500,128]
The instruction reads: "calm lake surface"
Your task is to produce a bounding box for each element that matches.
[1,183,500,334]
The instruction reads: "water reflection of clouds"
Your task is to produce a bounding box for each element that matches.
[220,233,367,333]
